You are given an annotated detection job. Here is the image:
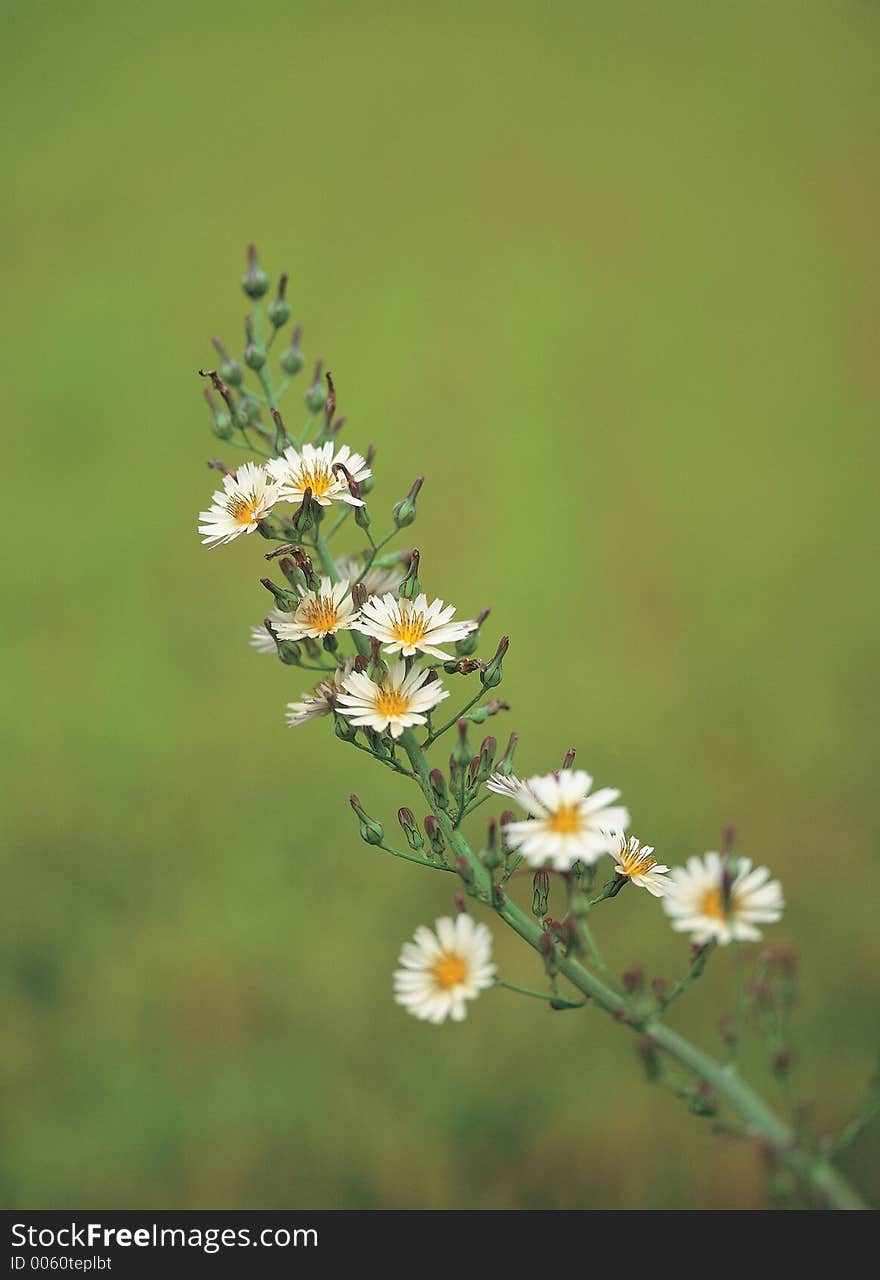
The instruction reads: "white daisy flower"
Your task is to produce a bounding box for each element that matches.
[612,834,670,897]
[336,658,449,739]
[501,769,630,871]
[285,662,353,728]
[267,442,370,507]
[335,555,405,598]
[198,462,280,546]
[393,915,495,1024]
[354,592,477,659]
[274,577,360,641]
[249,608,295,654]
[662,852,784,946]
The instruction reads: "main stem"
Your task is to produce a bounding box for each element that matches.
[398,729,867,1211]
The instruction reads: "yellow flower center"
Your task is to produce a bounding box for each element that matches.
[547,804,581,835]
[303,597,340,633]
[226,493,260,525]
[620,844,655,877]
[375,686,409,718]
[432,953,467,990]
[296,462,334,498]
[701,887,727,921]
[390,609,428,648]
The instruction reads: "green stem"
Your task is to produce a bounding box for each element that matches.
[423,685,486,747]
[495,977,585,1009]
[313,527,340,583]
[659,941,715,1014]
[377,841,453,873]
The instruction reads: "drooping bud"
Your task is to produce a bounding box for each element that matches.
[423,815,446,858]
[456,606,491,657]
[304,359,327,414]
[243,315,266,371]
[392,475,424,529]
[268,272,292,329]
[532,870,551,918]
[280,323,305,377]
[442,657,483,677]
[398,549,421,601]
[481,635,509,689]
[198,368,240,422]
[460,699,510,725]
[241,243,270,299]
[349,794,383,846]
[324,371,337,422]
[397,808,424,853]
[429,769,449,810]
[260,577,299,612]
[211,337,244,387]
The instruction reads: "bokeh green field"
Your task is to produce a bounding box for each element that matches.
[2,2,878,1209]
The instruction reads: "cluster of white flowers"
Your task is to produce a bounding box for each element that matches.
[196,383,784,1034]
[199,444,372,546]
[393,767,784,1025]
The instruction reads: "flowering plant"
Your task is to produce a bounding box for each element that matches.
[196,248,875,1210]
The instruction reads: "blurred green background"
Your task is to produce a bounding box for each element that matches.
[2,1,878,1210]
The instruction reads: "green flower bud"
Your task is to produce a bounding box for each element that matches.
[349,794,383,846]
[398,550,421,601]
[392,475,424,529]
[280,324,305,377]
[268,273,292,328]
[260,577,299,612]
[480,635,509,689]
[429,769,449,810]
[304,359,327,414]
[211,338,244,387]
[292,488,315,535]
[423,815,446,858]
[476,736,497,784]
[455,606,491,657]
[243,316,266,371]
[241,244,269,299]
[397,808,424,853]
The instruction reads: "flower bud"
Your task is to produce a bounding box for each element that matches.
[354,503,371,531]
[442,657,482,677]
[429,769,449,810]
[239,393,262,427]
[261,616,300,665]
[476,736,497,783]
[241,243,269,299]
[561,747,576,770]
[452,719,473,767]
[622,966,644,995]
[211,337,244,387]
[392,475,424,528]
[322,632,338,654]
[349,794,383,846]
[397,808,425,853]
[292,487,315,535]
[280,324,305,377]
[498,731,519,776]
[651,977,667,1005]
[204,389,233,440]
[482,819,500,871]
[260,577,299,612]
[243,315,266,371]
[291,548,321,591]
[480,635,509,689]
[462,699,510,725]
[351,581,369,611]
[423,815,446,858]
[366,636,387,682]
[304,359,327,414]
[398,550,421,601]
[532,870,551,918]
[456,606,491,657]
[302,636,322,661]
[268,272,292,329]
